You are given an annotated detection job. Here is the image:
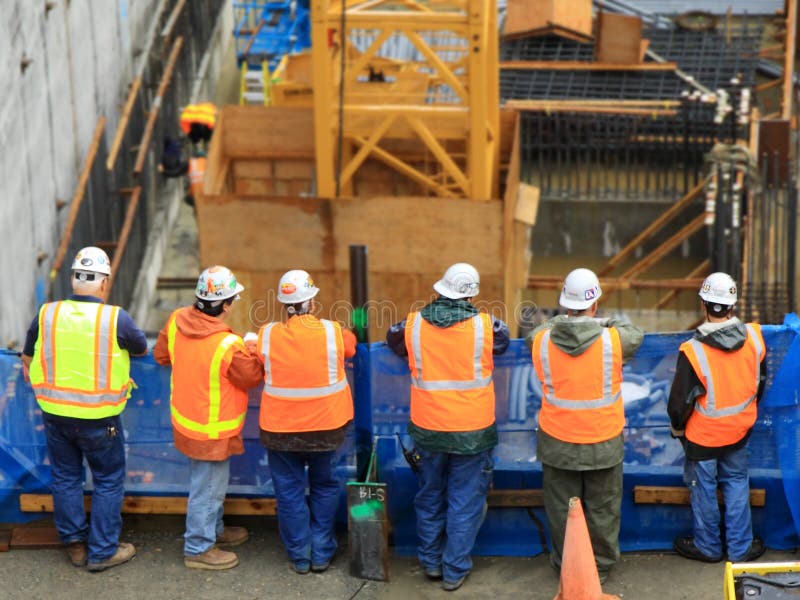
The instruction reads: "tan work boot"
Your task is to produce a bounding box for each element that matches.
[65,541,87,567]
[216,526,249,547]
[86,542,136,572]
[184,547,239,570]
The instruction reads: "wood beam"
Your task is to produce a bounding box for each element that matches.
[599,177,709,276]
[634,486,765,507]
[500,60,678,71]
[106,77,142,171]
[653,260,711,309]
[782,0,797,120]
[528,276,706,291]
[20,494,277,516]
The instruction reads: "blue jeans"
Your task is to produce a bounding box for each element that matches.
[684,444,752,560]
[184,458,230,556]
[267,449,340,567]
[414,448,493,582]
[43,416,125,563]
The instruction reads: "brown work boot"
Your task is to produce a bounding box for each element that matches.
[65,541,87,567]
[184,547,239,570]
[86,542,136,572]
[216,526,249,547]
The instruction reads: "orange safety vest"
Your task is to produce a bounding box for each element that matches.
[188,157,206,199]
[532,327,624,444]
[258,315,353,433]
[166,309,248,440]
[404,311,495,432]
[682,323,765,447]
[29,300,131,419]
[180,103,216,134]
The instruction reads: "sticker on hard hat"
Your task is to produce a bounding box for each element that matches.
[306,277,315,288]
[81,258,93,266]
[702,283,711,292]
[584,288,597,301]
[281,283,297,295]
[729,286,736,294]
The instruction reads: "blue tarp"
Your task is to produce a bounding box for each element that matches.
[1,317,798,556]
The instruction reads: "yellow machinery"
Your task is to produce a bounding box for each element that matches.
[310,0,500,200]
[723,561,800,598]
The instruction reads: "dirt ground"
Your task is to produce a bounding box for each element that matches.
[1,515,796,600]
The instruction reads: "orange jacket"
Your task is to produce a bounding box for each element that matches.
[404,311,495,432]
[532,327,624,444]
[258,314,355,433]
[188,157,206,199]
[682,323,765,447]
[154,307,263,455]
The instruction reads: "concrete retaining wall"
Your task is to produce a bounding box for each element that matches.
[0,0,161,348]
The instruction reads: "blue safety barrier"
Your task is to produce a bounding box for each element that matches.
[1,316,799,556]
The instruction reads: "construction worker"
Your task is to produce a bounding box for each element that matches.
[180,102,216,149]
[529,267,643,584]
[153,266,263,570]
[256,270,356,574]
[386,263,510,592]
[668,272,767,563]
[21,246,147,571]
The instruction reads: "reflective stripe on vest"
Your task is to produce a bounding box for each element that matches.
[538,329,620,409]
[260,320,347,397]
[166,315,245,439]
[686,324,764,418]
[31,301,129,415]
[409,313,492,391]
[189,158,205,184]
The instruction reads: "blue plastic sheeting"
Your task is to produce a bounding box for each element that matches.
[1,318,799,557]
[233,1,311,71]
[0,351,354,525]
[370,319,800,556]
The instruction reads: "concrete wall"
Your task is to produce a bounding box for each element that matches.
[0,0,160,348]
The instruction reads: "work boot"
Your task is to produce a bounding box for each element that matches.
[86,542,137,572]
[184,547,239,570]
[216,526,249,547]
[673,536,723,563]
[732,537,766,562]
[442,572,469,592]
[65,541,87,567]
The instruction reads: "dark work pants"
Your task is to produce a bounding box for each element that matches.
[542,462,623,576]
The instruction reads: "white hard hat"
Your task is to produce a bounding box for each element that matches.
[560,268,602,310]
[195,266,244,301]
[433,263,480,299]
[699,272,737,305]
[71,246,111,276]
[277,269,319,304]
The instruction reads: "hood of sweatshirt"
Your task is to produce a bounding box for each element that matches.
[693,316,746,351]
[545,315,604,357]
[174,306,235,339]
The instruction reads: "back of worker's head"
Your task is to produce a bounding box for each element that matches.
[194,266,244,317]
[277,270,319,315]
[434,263,480,300]
[699,272,737,319]
[71,246,111,296]
[560,268,601,314]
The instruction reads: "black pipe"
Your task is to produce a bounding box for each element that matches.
[349,244,369,343]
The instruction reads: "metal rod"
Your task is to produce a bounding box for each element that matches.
[349,244,369,343]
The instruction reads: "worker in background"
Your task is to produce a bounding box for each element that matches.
[21,246,147,571]
[177,102,216,207]
[153,266,263,570]
[386,263,510,592]
[256,270,356,575]
[528,267,643,584]
[668,272,766,563]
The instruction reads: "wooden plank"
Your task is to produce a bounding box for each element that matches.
[106,77,142,171]
[50,117,107,278]
[0,529,11,552]
[221,106,315,160]
[488,489,544,507]
[596,11,643,64]
[274,159,315,180]
[20,494,277,516]
[653,260,710,309]
[634,486,766,507]
[782,0,797,119]
[501,61,676,71]
[504,0,591,40]
[10,526,61,549]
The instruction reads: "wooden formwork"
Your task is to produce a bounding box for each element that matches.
[196,105,534,339]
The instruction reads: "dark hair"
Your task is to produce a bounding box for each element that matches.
[704,301,733,318]
[195,297,233,317]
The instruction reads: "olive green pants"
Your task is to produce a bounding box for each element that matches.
[542,462,623,576]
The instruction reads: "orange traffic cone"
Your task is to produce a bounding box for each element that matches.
[553,497,620,600]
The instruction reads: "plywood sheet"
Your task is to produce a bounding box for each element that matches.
[504,0,592,40]
[330,196,504,274]
[596,12,643,64]
[196,196,332,272]
[221,106,315,159]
